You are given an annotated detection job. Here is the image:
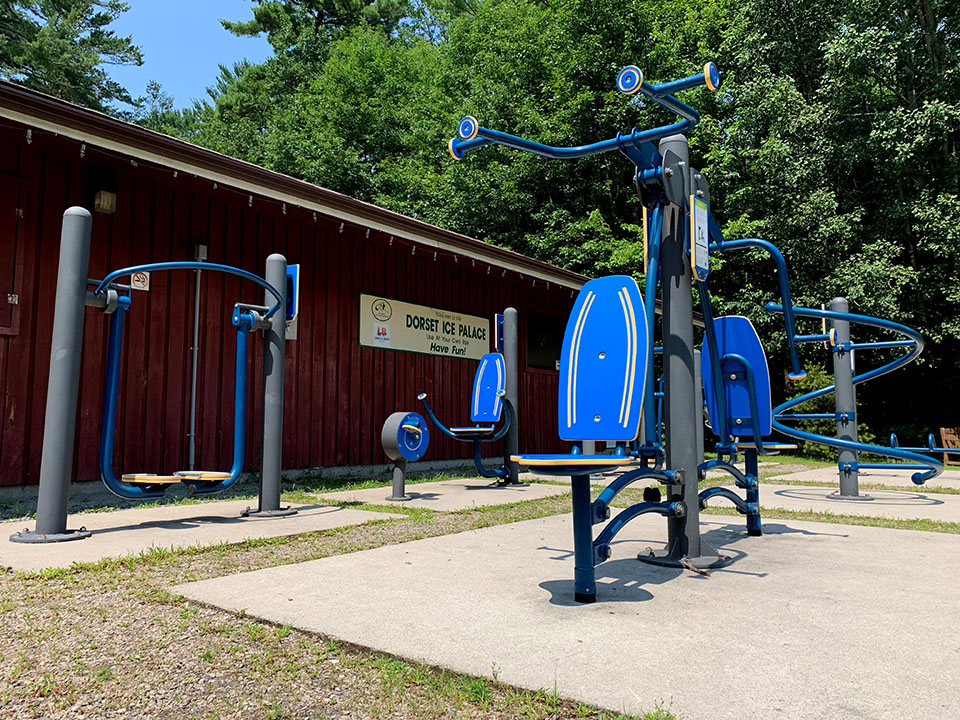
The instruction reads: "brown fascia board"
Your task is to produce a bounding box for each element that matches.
[0,80,587,288]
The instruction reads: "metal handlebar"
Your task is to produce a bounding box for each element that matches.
[448,63,721,163]
[96,261,284,320]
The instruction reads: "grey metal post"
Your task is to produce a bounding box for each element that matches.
[247,253,296,517]
[502,307,521,484]
[188,265,201,470]
[830,297,867,500]
[388,459,412,501]
[11,208,94,543]
[641,134,728,568]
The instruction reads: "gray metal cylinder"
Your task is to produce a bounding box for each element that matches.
[255,253,294,516]
[502,307,520,483]
[647,134,727,567]
[831,297,862,498]
[31,208,94,540]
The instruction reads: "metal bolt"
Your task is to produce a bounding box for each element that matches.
[696,190,705,197]
[735,418,743,425]
[695,173,702,181]
[664,167,674,178]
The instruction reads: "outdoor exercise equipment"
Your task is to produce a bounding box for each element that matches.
[451,62,733,597]
[510,276,682,602]
[767,296,943,494]
[10,208,295,545]
[413,306,522,484]
[417,352,515,482]
[381,411,430,501]
[450,59,943,601]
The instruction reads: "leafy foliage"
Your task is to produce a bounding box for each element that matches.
[0,0,142,110]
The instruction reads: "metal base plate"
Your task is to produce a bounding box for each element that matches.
[9,527,92,544]
[241,507,299,518]
[386,495,414,502]
[637,539,734,569]
[827,492,874,502]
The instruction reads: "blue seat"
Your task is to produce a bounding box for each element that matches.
[512,276,648,474]
[698,315,793,535]
[418,352,514,480]
[509,276,682,603]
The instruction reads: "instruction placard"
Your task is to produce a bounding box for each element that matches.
[359,294,489,360]
[690,196,709,281]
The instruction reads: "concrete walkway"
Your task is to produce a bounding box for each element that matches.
[176,514,960,720]
[769,466,960,490]
[319,478,568,511]
[0,501,395,572]
[717,483,960,523]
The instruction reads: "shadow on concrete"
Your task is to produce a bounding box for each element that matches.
[773,487,943,506]
[538,519,850,605]
[88,503,330,536]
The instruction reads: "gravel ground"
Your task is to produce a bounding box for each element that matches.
[0,494,667,720]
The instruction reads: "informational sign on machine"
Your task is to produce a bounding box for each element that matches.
[359,293,489,360]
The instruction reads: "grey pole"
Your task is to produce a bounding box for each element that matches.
[11,208,94,543]
[246,253,296,518]
[641,134,728,569]
[502,307,521,484]
[830,297,868,500]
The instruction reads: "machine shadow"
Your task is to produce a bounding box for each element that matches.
[538,518,849,606]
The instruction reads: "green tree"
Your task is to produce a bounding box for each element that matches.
[0,0,142,110]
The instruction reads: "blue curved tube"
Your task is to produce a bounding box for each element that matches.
[99,299,167,499]
[698,486,755,515]
[710,239,803,377]
[451,68,712,162]
[698,459,754,489]
[594,501,680,554]
[96,262,283,320]
[417,393,513,479]
[452,119,694,162]
[768,304,942,484]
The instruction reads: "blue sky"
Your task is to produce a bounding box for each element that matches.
[108,1,274,109]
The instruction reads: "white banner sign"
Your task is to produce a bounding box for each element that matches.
[359,294,490,360]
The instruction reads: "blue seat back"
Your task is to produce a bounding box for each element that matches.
[701,315,772,438]
[470,352,506,423]
[558,276,648,442]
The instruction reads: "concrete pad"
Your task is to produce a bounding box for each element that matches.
[1,501,395,572]
[770,466,960,490]
[176,514,960,720]
[717,484,960,523]
[319,478,568,511]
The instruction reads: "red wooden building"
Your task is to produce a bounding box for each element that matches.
[0,81,586,489]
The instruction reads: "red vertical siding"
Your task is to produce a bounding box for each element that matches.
[0,124,574,487]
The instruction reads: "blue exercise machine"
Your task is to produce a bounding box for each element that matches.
[449,58,944,601]
[95,261,283,500]
[417,352,516,482]
[10,213,296,544]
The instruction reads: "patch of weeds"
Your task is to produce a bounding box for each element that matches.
[200,648,218,663]
[246,622,268,642]
[93,666,115,683]
[136,587,183,605]
[276,624,292,640]
[701,505,960,533]
[264,699,288,719]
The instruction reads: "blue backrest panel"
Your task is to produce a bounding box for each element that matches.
[701,315,772,438]
[557,276,648,442]
[470,352,505,423]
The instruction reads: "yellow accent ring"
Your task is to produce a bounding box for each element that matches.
[448,138,463,161]
[704,62,720,91]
